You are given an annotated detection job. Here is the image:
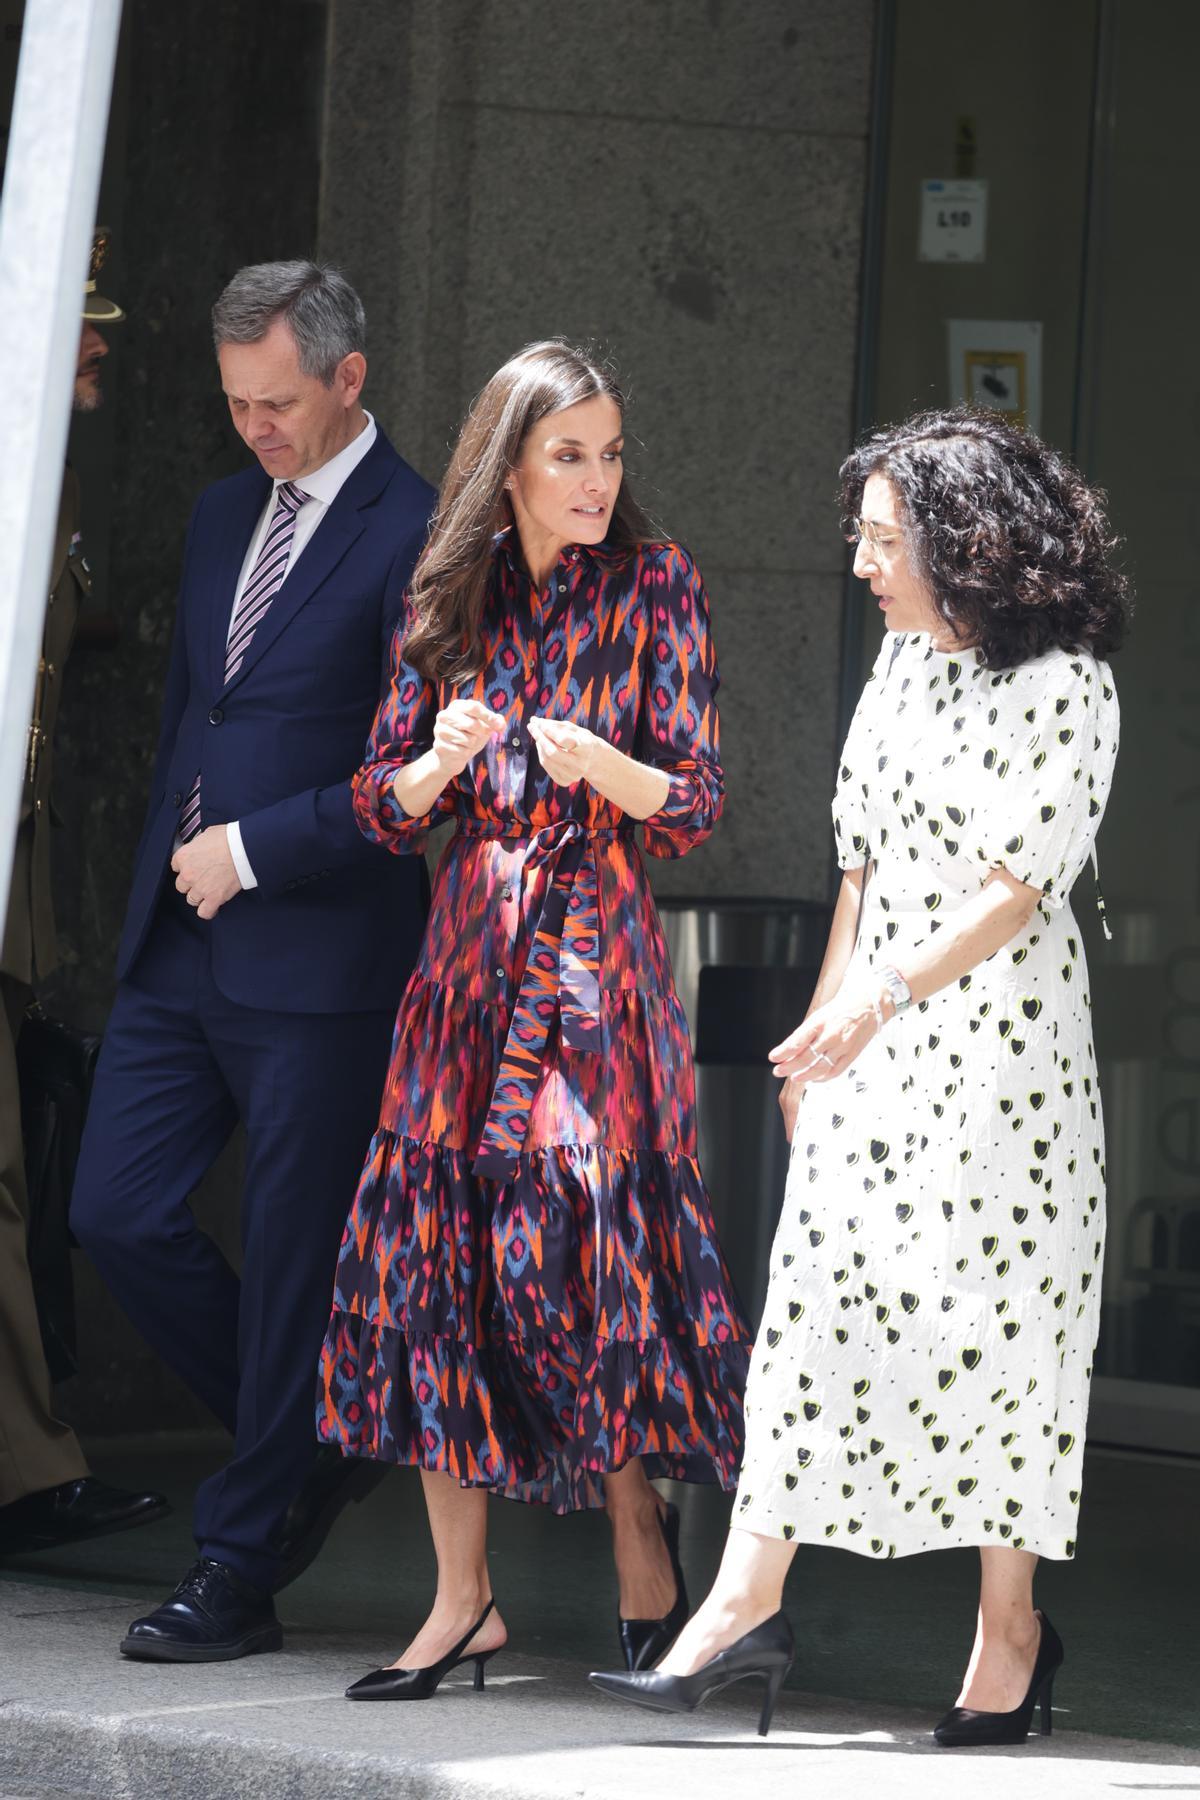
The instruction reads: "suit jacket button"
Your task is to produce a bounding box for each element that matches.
[209,706,224,725]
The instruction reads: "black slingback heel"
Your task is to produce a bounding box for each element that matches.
[618,1500,690,1671]
[591,1610,794,1737]
[345,1599,500,1701]
[933,1609,1064,1747]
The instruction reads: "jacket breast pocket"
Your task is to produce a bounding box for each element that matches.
[268,601,372,671]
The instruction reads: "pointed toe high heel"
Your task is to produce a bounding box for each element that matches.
[933,1609,1064,1747]
[345,1599,500,1701]
[592,1610,794,1738]
[617,1500,690,1671]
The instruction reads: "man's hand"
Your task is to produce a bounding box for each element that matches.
[171,826,243,920]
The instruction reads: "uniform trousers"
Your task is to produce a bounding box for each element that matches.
[0,974,89,1506]
[70,891,394,1589]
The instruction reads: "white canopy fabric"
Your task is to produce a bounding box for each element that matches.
[0,0,122,924]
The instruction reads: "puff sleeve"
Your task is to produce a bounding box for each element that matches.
[971,653,1120,907]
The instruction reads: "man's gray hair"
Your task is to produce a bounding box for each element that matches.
[211,260,365,384]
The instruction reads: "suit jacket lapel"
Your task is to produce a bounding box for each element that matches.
[216,433,397,701]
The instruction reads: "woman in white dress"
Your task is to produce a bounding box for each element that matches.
[590,409,1128,1744]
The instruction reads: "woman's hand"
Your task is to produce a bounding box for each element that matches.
[528,716,600,787]
[432,698,506,777]
[769,988,882,1084]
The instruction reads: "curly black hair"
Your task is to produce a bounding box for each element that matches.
[839,408,1129,669]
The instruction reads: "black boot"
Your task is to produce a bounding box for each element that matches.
[120,1558,282,1663]
[0,1477,168,1555]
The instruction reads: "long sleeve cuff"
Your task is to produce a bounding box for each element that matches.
[226,820,257,890]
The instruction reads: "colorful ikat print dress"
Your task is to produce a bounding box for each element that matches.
[318,537,750,1509]
[734,631,1119,1559]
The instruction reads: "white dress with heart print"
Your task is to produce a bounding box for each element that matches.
[732,631,1120,1560]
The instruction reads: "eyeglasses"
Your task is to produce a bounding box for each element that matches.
[848,517,902,557]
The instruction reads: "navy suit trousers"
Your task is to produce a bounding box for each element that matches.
[70,892,394,1589]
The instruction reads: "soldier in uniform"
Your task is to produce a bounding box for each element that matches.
[0,231,166,1554]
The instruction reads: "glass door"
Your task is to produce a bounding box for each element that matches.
[1075,0,1200,1453]
[859,0,1200,1452]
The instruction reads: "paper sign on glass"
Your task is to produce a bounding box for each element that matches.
[947,319,1042,434]
[919,179,988,263]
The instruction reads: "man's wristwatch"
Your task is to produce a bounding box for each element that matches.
[879,965,913,1018]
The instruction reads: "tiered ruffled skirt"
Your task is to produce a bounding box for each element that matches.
[317,949,751,1512]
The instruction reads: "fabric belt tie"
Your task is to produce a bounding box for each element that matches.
[468,819,628,1181]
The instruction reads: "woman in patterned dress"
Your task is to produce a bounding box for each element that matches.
[591,410,1127,1743]
[318,341,750,1698]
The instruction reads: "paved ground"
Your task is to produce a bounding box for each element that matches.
[1,1436,1197,1797]
[0,1576,1197,1800]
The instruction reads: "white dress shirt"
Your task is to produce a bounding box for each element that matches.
[225,411,378,888]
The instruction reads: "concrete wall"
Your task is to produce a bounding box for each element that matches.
[319,0,875,900]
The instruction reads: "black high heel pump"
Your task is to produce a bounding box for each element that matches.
[591,1610,794,1737]
[618,1500,690,1671]
[345,1599,500,1701]
[933,1609,1064,1747]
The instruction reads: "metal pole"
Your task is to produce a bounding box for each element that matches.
[831,0,896,903]
[1069,0,1119,475]
[0,0,122,926]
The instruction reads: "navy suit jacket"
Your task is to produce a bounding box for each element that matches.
[117,427,436,1014]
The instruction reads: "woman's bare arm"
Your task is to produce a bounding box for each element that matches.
[772,866,1040,1085]
[778,866,865,1137]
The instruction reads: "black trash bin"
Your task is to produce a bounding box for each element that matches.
[658,898,833,1328]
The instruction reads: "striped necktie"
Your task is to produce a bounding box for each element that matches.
[178,479,307,844]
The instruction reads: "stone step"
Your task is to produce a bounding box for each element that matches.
[0,1580,1195,1800]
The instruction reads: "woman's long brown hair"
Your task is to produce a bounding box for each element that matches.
[404,340,657,682]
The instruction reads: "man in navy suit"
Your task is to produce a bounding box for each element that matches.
[70,262,435,1660]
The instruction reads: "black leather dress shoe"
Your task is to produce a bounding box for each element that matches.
[273,1447,387,1591]
[0,1477,169,1554]
[120,1558,283,1662]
